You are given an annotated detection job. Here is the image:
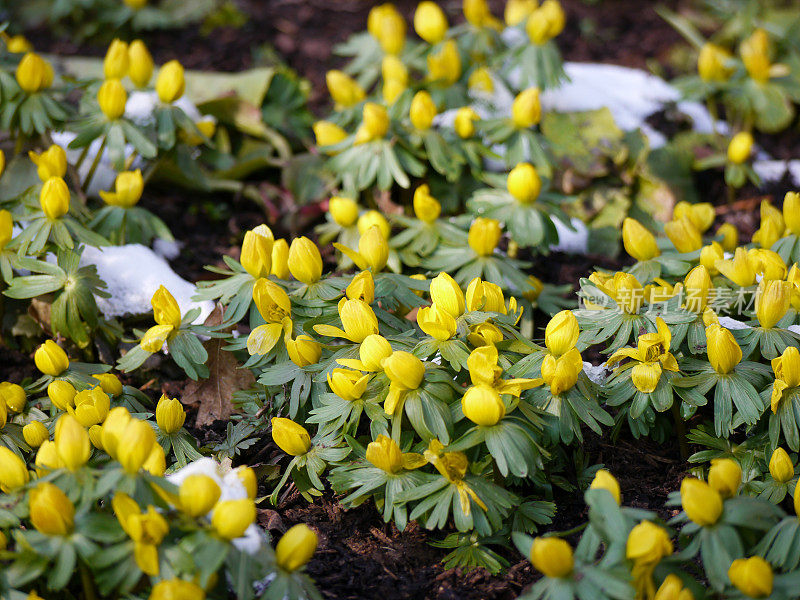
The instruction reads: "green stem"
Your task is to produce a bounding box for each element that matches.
[706,97,720,139]
[79,561,97,600]
[83,135,108,193]
[551,522,588,538]
[123,150,139,171]
[672,402,689,460]
[142,157,162,186]
[74,143,91,172]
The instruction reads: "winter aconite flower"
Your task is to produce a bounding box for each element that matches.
[728,556,773,598]
[212,498,257,539]
[0,382,25,413]
[728,132,754,164]
[410,90,437,130]
[590,469,621,504]
[627,521,673,599]
[529,537,573,578]
[537,348,583,396]
[276,524,318,572]
[141,286,182,353]
[511,88,541,129]
[770,346,800,413]
[271,418,311,456]
[247,278,292,356]
[707,458,741,498]
[769,448,794,483]
[29,145,67,181]
[756,279,790,329]
[35,340,69,376]
[665,217,702,254]
[16,52,54,93]
[462,385,506,426]
[240,225,274,279]
[314,121,348,150]
[328,196,359,227]
[0,446,29,492]
[705,324,742,375]
[40,176,70,219]
[314,298,379,343]
[100,169,144,208]
[544,310,579,356]
[117,418,157,474]
[607,318,678,393]
[698,42,733,82]
[334,225,389,272]
[155,394,186,434]
[414,1,448,44]
[454,107,479,139]
[622,218,660,261]
[680,477,723,526]
[288,237,323,285]
[22,421,49,448]
[103,39,129,79]
[468,217,501,256]
[128,40,154,88]
[179,475,220,517]
[156,60,185,104]
[30,482,74,535]
[337,333,393,372]
[427,40,461,85]
[326,70,365,108]
[507,162,541,204]
[113,493,168,575]
[382,351,425,415]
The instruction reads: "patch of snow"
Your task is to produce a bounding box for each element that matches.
[153,238,182,261]
[80,244,213,323]
[718,316,750,330]
[583,362,609,384]
[789,325,800,336]
[753,160,789,184]
[550,217,588,254]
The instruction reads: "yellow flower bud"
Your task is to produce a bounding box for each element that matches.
[357,225,389,272]
[468,217,501,256]
[417,303,457,341]
[23,421,49,448]
[271,239,290,279]
[99,169,143,208]
[358,210,391,238]
[654,574,694,600]
[728,556,773,598]
[716,247,755,287]
[35,340,69,376]
[382,351,425,391]
[313,120,348,151]
[468,67,494,94]
[708,458,741,498]
[315,298,379,343]
[128,40,154,88]
[507,162,541,204]
[728,131,754,164]
[373,4,406,54]
[101,406,131,459]
[0,446,29,492]
[16,52,53,93]
[103,39,129,79]
[35,440,62,476]
[152,285,182,328]
[234,466,258,499]
[211,498,256,539]
[609,272,644,314]
[382,55,408,86]
[622,218,660,261]
[155,393,185,434]
[665,217,702,253]
[545,310,579,356]
[590,469,621,504]
[412,184,441,223]
[356,334,393,371]
[4,34,32,54]
[430,272,465,318]
[454,106,479,139]
[276,523,318,572]
[512,88,541,129]
[0,209,11,248]
[717,223,739,252]
[0,382,25,413]
[698,43,733,82]
[271,417,311,456]
[505,0,537,26]
[29,145,67,181]
[156,60,185,104]
[740,29,771,83]
[626,520,673,563]
[142,443,166,476]
[47,380,76,411]
[680,477,723,526]
[29,482,74,535]
[427,39,461,85]
[769,448,794,483]
[529,537,573,578]
[326,70,365,107]
[796,479,800,517]
[39,176,70,220]
[288,236,323,285]
[684,265,712,313]
[124,0,147,9]
[382,78,406,104]
[756,279,790,329]
[286,334,322,367]
[462,385,505,426]
[179,474,221,517]
[463,0,494,27]
[366,435,403,473]
[327,368,369,401]
[329,196,359,227]
[55,414,90,472]
[92,373,123,396]
[72,386,110,427]
[526,1,565,44]
[117,418,156,474]
[783,191,800,236]
[240,225,274,279]
[705,324,741,374]
[700,242,724,276]
[540,348,582,395]
[414,1,448,44]
[88,424,104,450]
[346,270,374,304]
[410,90,437,130]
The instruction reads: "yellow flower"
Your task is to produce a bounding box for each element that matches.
[285,334,322,367]
[35,440,62,476]
[700,242,724,276]
[239,225,274,279]
[627,520,674,599]
[708,458,741,498]
[327,368,369,401]
[288,236,323,285]
[47,379,76,411]
[728,131,753,164]
[313,121,348,149]
[30,482,74,535]
[462,384,506,426]
[335,225,389,272]
[35,340,69,376]
[539,347,582,395]
[16,52,53,93]
[674,201,716,231]
[417,303,457,341]
[124,0,147,9]
[271,417,311,456]
[0,209,12,248]
[590,469,621,504]
[366,434,425,474]
[3,34,32,53]
[769,448,794,483]
[100,169,143,208]
[40,176,70,220]
[706,324,742,374]
[507,162,541,204]
[468,67,494,94]
[468,217,501,256]
[382,78,406,104]
[151,285,182,328]
[467,345,538,396]
[117,418,157,474]
[0,446,29,492]
[599,272,645,315]
[770,346,800,413]
[683,265,712,313]
[784,191,800,236]
[382,351,425,414]
[665,217,702,253]
[100,406,131,459]
[454,106,479,139]
[212,498,256,539]
[71,386,110,427]
[358,210,391,238]
[317,297,380,343]
[654,574,694,600]
[271,239,290,279]
[424,439,487,514]
[23,421,49,448]
[371,3,405,54]
[607,317,678,393]
[414,1,448,44]
[128,40,153,88]
[410,90,437,130]
[463,0,500,28]
[430,272,465,317]
[337,333,393,372]
[622,218,660,261]
[756,279,790,328]
[103,39,129,79]
[326,70,365,107]
[748,248,786,281]
[234,466,257,499]
[346,271,375,305]
[526,0,566,44]
[511,88,541,129]
[681,477,723,526]
[329,196,359,227]
[247,278,292,356]
[276,524,318,572]
[155,393,185,433]
[698,42,733,81]
[113,493,168,575]
[545,310,579,356]
[717,222,739,252]
[716,247,756,287]
[143,444,166,476]
[427,40,461,85]
[412,184,442,223]
[382,55,408,86]
[741,29,771,83]
[179,474,221,517]
[149,580,205,600]
[505,0,537,26]
[752,200,785,248]
[529,537,573,578]
[29,145,67,181]
[728,556,773,598]
[156,60,185,103]
[1,382,25,413]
